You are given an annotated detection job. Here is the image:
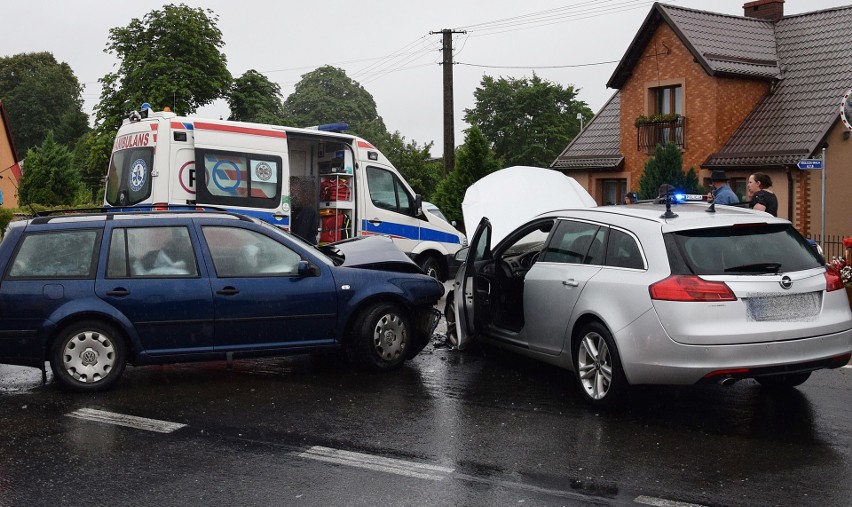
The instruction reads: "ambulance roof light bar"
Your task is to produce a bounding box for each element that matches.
[304,122,349,133]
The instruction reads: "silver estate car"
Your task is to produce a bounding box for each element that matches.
[446,167,852,407]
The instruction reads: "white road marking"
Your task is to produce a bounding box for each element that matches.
[297,446,454,481]
[66,408,186,433]
[635,495,707,507]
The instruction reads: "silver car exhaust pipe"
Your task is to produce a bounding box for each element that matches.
[718,376,739,386]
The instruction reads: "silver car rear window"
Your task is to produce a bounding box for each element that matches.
[666,224,822,275]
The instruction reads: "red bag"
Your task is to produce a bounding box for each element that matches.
[320,178,351,202]
[320,211,352,243]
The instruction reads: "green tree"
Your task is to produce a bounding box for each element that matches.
[18,131,83,206]
[90,4,231,173]
[227,70,286,123]
[637,142,701,199]
[431,126,500,225]
[72,132,103,204]
[464,74,592,168]
[373,131,441,199]
[282,65,444,198]
[0,52,89,155]
[282,65,387,137]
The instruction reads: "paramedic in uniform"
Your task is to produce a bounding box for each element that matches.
[290,178,319,245]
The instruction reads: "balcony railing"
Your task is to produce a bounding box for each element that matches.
[637,117,685,152]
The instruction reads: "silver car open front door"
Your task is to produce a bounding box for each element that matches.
[453,217,491,349]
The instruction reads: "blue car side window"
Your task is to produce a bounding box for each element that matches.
[106,226,198,278]
[202,226,301,277]
[8,230,99,278]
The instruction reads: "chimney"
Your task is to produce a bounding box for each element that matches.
[743,0,784,21]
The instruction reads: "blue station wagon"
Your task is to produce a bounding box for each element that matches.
[0,210,444,391]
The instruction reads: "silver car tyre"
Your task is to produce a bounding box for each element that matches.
[444,296,459,348]
[573,322,627,406]
[50,320,127,392]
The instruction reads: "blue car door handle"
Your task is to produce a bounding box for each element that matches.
[216,287,240,296]
[562,279,580,287]
[106,288,130,297]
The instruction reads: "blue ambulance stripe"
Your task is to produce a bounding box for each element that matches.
[361,220,460,244]
[421,226,462,244]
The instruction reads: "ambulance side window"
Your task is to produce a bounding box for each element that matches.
[366,166,414,216]
[195,149,282,209]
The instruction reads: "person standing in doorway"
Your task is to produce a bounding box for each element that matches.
[290,178,319,244]
[708,169,739,205]
[746,172,778,216]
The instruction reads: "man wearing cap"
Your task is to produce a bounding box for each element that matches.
[708,170,739,205]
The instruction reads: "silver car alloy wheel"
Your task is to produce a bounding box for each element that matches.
[62,330,116,384]
[372,312,407,362]
[577,331,613,400]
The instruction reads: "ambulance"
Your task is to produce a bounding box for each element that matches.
[104,105,466,280]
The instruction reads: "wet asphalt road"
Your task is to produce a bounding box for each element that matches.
[1,306,851,506]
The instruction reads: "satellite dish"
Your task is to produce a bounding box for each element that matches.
[841,88,852,131]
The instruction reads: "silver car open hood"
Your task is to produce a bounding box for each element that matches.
[462,166,597,245]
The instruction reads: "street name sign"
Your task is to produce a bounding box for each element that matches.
[797,159,823,170]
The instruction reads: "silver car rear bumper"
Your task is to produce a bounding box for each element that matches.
[615,309,852,385]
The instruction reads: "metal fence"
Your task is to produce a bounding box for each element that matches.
[806,234,850,261]
[637,117,686,153]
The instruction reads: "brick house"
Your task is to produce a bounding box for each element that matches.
[0,101,22,208]
[551,0,852,241]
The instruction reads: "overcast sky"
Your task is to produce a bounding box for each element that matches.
[2,0,848,156]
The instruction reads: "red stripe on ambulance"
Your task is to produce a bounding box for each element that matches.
[195,122,286,139]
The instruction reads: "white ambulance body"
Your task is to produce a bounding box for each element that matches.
[104,108,465,280]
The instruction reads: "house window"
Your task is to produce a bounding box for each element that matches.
[601,179,627,205]
[655,85,682,115]
[637,84,685,152]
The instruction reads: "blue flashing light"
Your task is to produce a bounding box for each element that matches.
[316,122,349,132]
[673,192,686,202]
[141,102,151,111]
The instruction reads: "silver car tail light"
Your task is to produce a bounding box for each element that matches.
[824,267,845,292]
[648,275,737,302]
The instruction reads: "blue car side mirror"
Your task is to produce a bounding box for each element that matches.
[297,260,319,277]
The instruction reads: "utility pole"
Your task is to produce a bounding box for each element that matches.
[430,28,466,175]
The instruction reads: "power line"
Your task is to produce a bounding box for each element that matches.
[457,0,657,36]
[460,0,624,29]
[456,59,621,70]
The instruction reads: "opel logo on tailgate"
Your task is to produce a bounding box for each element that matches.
[779,275,793,289]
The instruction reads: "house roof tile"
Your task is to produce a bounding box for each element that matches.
[564,2,852,170]
[551,92,622,171]
[707,5,852,167]
[608,3,781,89]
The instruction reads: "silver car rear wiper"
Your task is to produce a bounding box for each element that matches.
[724,262,781,274]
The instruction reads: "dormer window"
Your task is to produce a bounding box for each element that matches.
[636,84,685,152]
[655,85,682,115]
